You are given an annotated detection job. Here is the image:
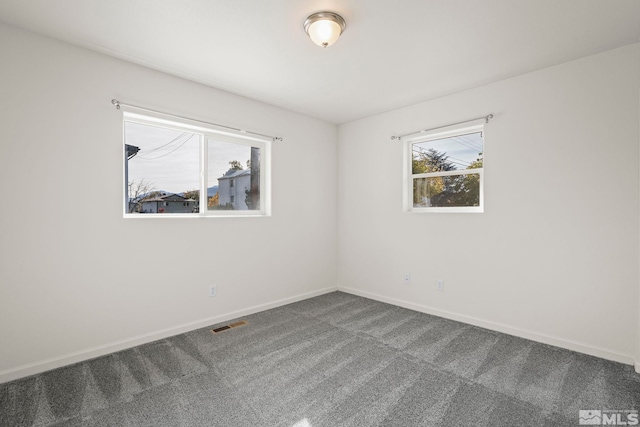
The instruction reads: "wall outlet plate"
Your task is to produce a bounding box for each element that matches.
[209,285,217,297]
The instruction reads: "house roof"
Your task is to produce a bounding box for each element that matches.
[219,169,251,180]
[142,193,194,202]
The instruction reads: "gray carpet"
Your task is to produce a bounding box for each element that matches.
[1,291,639,426]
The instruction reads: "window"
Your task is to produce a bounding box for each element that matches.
[403,121,484,212]
[123,110,271,217]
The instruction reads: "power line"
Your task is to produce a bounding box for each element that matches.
[449,137,479,152]
[455,134,483,151]
[413,134,482,154]
[145,132,188,154]
[134,132,189,157]
[447,156,472,166]
[137,134,196,160]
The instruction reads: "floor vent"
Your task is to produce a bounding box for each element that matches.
[212,320,248,334]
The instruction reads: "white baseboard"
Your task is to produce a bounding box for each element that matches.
[338,286,636,367]
[0,286,337,384]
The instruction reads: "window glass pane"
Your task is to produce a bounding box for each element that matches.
[125,122,200,214]
[413,173,481,207]
[207,139,261,211]
[412,131,483,174]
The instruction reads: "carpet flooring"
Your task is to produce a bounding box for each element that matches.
[1,291,639,426]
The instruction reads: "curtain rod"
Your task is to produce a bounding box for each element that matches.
[390,114,494,141]
[111,99,283,142]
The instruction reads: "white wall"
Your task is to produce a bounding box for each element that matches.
[338,43,640,365]
[0,24,338,382]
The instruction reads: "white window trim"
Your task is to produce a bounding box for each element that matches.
[402,119,485,213]
[122,108,271,218]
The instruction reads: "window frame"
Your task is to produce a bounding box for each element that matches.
[402,120,485,213]
[122,109,271,218]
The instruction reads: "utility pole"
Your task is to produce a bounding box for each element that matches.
[125,144,140,213]
[249,147,260,209]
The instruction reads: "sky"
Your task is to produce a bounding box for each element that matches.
[413,131,483,169]
[125,121,252,195]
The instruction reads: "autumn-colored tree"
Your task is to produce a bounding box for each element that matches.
[208,193,219,208]
[412,148,455,207]
[412,149,483,207]
[180,189,200,212]
[183,189,199,200]
[430,155,483,207]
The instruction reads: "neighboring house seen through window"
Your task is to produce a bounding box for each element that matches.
[123,110,270,217]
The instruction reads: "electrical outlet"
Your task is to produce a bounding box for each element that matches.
[209,285,217,297]
[437,280,444,291]
[404,274,411,285]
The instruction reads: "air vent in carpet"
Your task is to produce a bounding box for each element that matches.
[212,320,248,334]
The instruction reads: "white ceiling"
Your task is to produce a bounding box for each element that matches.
[1,0,639,124]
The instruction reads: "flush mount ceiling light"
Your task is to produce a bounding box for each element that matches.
[304,12,346,48]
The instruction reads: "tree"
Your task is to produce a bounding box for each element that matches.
[128,179,154,213]
[412,148,483,207]
[453,155,482,207]
[412,148,456,206]
[208,193,219,208]
[467,155,483,170]
[182,189,200,213]
[182,189,199,200]
[430,154,483,207]
[229,160,243,170]
[412,148,455,174]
